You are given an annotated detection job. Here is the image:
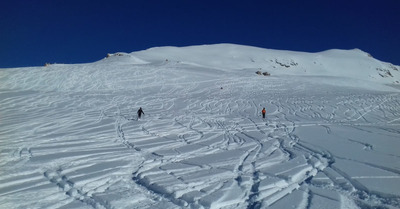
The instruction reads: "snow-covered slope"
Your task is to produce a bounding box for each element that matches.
[1,44,400,209]
[127,44,400,85]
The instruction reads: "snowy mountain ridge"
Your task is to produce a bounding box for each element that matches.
[104,44,400,86]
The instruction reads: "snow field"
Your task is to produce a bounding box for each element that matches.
[1,44,400,209]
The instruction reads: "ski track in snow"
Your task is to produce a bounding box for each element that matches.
[1,60,400,209]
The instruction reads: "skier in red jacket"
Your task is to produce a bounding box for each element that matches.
[262,108,266,119]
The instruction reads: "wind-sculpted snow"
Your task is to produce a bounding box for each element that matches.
[1,46,400,209]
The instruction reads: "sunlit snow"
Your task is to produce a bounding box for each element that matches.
[1,44,400,209]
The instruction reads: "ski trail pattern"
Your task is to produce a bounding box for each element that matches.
[0,61,399,208]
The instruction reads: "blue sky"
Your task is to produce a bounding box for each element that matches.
[1,0,399,68]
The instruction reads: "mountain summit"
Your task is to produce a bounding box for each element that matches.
[103,44,400,87]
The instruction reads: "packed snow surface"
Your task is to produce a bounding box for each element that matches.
[1,44,400,209]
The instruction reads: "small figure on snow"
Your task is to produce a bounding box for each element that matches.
[137,107,145,119]
[262,107,266,119]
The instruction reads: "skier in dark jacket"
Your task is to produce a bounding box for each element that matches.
[137,107,145,119]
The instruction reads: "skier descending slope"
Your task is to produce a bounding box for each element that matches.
[137,107,145,120]
[262,107,266,119]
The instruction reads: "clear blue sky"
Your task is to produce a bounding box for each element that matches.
[1,0,399,68]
